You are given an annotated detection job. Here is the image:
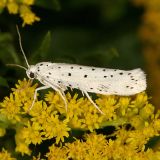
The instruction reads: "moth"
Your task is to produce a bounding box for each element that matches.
[13,27,147,114]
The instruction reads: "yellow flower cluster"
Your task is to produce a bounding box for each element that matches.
[46,132,160,160]
[0,149,16,160]
[0,0,40,26]
[0,79,160,159]
[133,0,160,108]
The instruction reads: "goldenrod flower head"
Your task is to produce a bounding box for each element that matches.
[21,122,43,145]
[139,103,155,119]
[23,0,34,5]
[129,115,145,129]
[46,145,68,160]
[15,142,31,156]
[0,128,6,137]
[19,5,40,26]
[0,93,21,122]
[0,0,39,26]
[0,149,16,160]
[0,0,6,8]
[66,139,87,159]
[130,92,148,108]
[6,1,18,14]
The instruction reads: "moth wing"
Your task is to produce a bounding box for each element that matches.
[36,63,146,95]
[82,68,146,95]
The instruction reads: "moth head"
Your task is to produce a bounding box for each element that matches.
[26,65,37,79]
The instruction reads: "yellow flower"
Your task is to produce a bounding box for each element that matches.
[0,0,6,8]
[129,115,145,129]
[0,128,6,137]
[12,79,37,106]
[42,112,70,143]
[12,79,36,93]
[15,142,31,156]
[153,118,160,130]
[21,122,43,145]
[15,127,31,155]
[139,103,155,119]
[19,5,40,26]
[117,97,131,116]
[65,134,108,159]
[96,95,117,118]
[7,1,18,14]
[23,0,35,5]
[45,91,66,113]
[46,145,67,160]
[0,149,16,160]
[84,133,108,159]
[130,92,148,109]
[66,140,87,159]
[0,93,21,122]
[0,0,39,26]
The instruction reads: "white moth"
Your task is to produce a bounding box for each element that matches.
[14,27,146,114]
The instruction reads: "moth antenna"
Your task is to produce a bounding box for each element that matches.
[16,25,30,68]
[6,64,27,70]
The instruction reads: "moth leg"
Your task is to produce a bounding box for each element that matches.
[28,86,50,112]
[83,90,104,115]
[50,85,68,112]
[81,90,85,96]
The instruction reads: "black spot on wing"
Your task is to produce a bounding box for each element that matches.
[84,75,88,78]
[126,85,134,89]
[68,73,71,76]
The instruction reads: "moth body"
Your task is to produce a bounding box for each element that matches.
[27,62,146,96]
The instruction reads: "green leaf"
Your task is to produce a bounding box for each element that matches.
[0,77,8,88]
[35,0,61,11]
[0,32,20,64]
[0,8,4,14]
[31,31,51,60]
